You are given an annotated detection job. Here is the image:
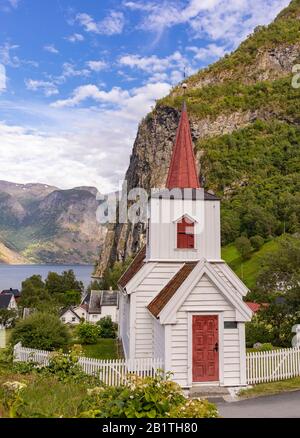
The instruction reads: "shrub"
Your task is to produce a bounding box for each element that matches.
[250,235,265,251]
[10,312,70,351]
[256,343,274,352]
[79,373,218,418]
[97,316,118,339]
[76,323,100,344]
[245,317,273,347]
[235,236,253,261]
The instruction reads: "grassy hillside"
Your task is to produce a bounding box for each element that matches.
[222,238,282,289]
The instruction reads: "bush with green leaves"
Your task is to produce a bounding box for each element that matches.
[97,316,117,339]
[250,235,265,251]
[0,309,18,328]
[79,372,218,418]
[76,322,100,345]
[235,236,253,261]
[10,312,70,351]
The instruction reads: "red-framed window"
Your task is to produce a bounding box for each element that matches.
[177,217,195,249]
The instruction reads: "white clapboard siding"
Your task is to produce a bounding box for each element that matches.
[133,262,182,359]
[170,274,240,387]
[149,198,221,261]
[13,343,164,386]
[119,294,130,358]
[247,347,300,384]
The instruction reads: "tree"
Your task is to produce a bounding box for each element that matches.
[235,236,253,260]
[19,275,53,310]
[256,235,300,293]
[97,316,118,339]
[45,270,83,296]
[61,290,82,307]
[11,312,70,350]
[0,309,18,328]
[76,323,100,344]
[250,235,265,251]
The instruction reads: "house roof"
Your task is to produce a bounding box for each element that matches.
[101,290,118,306]
[89,290,102,314]
[0,293,13,309]
[151,188,219,201]
[1,288,20,297]
[118,246,146,289]
[245,302,268,313]
[59,307,81,319]
[147,262,198,318]
[166,102,200,190]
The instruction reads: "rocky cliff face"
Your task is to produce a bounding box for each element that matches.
[95,0,300,276]
[0,181,107,264]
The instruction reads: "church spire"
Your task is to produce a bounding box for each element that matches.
[166,102,200,190]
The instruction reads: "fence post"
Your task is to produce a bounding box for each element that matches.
[13,342,22,362]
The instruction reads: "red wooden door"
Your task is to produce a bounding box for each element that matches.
[192,315,219,382]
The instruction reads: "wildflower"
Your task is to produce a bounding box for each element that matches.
[3,381,27,392]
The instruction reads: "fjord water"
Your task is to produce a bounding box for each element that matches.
[0,264,94,291]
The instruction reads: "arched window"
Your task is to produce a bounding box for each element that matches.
[177,217,195,249]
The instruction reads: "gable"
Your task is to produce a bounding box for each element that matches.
[61,309,80,320]
[181,274,235,312]
[158,260,253,324]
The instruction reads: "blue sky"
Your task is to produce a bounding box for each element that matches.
[0,0,291,192]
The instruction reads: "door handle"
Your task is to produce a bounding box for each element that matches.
[214,342,219,352]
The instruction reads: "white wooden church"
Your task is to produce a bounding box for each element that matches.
[118,103,253,388]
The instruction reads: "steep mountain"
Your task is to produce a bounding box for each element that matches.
[0,181,107,264]
[95,0,300,277]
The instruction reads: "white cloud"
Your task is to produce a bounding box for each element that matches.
[0,80,171,191]
[44,44,59,54]
[86,60,108,72]
[187,44,228,61]
[65,33,85,43]
[51,85,129,108]
[0,42,20,66]
[25,79,59,97]
[119,51,186,74]
[0,64,6,93]
[8,0,20,8]
[61,62,90,79]
[76,10,125,35]
[130,0,290,47]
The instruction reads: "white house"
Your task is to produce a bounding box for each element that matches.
[86,290,119,323]
[118,102,253,388]
[0,293,18,329]
[60,307,82,325]
[60,290,119,325]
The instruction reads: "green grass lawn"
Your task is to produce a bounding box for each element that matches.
[221,238,281,289]
[239,377,300,399]
[80,339,119,360]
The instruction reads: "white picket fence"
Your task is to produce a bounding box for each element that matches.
[246,347,300,385]
[13,343,164,386]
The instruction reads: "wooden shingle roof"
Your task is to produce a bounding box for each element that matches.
[118,246,146,289]
[147,262,198,318]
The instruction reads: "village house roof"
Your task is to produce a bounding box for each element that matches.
[245,302,269,313]
[118,246,146,289]
[147,262,198,318]
[59,307,81,319]
[101,290,118,306]
[1,288,21,298]
[0,293,14,309]
[88,290,119,314]
[166,102,200,190]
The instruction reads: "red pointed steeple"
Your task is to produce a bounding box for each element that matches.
[166,102,200,189]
